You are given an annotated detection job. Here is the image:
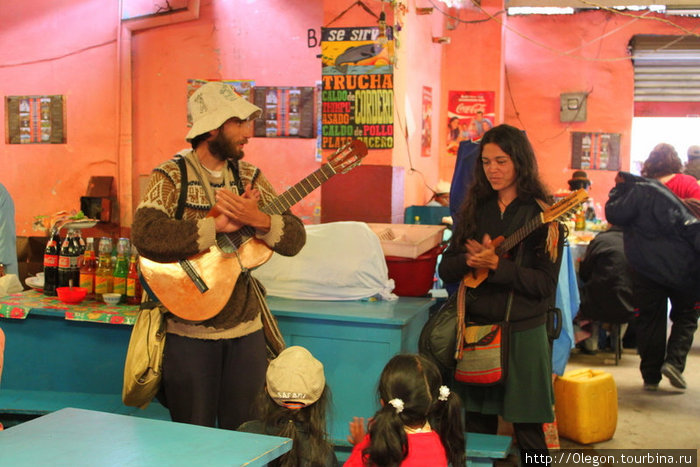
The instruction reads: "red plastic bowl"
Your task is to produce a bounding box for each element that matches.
[56,287,88,304]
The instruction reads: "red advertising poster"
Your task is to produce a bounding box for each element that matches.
[421,86,432,158]
[446,91,494,155]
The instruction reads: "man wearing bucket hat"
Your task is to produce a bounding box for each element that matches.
[132,81,306,429]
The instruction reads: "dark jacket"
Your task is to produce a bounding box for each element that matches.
[578,226,634,323]
[605,172,700,290]
[439,196,563,329]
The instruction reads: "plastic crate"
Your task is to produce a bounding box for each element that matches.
[368,223,446,259]
[386,246,443,297]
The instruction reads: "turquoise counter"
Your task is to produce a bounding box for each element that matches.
[0,292,431,444]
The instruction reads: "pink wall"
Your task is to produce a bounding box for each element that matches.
[0,0,120,235]
[501,11,699,215]
[3,0,700,236]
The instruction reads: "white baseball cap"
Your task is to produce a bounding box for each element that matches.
[185,81,262,141]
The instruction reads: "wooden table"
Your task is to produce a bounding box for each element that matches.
[0,407,291,466]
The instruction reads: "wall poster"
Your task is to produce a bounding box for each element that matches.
[446,91,494,155]
[5,95,66,144]
[252,86,315,138]
[571,132,621,171]
[320,26,395,150]
[421,86,432,158]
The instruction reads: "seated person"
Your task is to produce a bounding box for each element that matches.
[237,346,338,467]
[576,225,635,353]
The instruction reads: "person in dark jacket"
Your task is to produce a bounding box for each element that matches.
[576,225,635,353]
[605,171,700,391]
[439,124,563,460]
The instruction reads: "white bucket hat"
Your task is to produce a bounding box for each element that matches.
[185,81,262,141]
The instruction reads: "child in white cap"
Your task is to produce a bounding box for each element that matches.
[345,354,465,467]
[238,346,338,466]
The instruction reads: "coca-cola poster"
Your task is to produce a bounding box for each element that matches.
[446,91,494,155]
[421,86,432,158]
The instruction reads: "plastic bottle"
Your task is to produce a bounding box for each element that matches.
[574,207,586,231]
[43,229,61,296]
[58,229,80,288]
[79,237,96,299]
[95,237,113,300]
[112,238,130,302]
[126,247,142,305]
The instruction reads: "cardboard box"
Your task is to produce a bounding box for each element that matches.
[368,223,446,259]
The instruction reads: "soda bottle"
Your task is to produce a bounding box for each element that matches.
[43,229,61,296]
[58,229,80,288]
[79,237,97,299]
[95,237,113,301]
[574,207,586,231]
[126,247,142,305]
[112,238,130,302]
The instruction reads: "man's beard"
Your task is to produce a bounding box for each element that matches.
[208,131,244,162]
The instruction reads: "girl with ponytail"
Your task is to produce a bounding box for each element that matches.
[345,354,465,467]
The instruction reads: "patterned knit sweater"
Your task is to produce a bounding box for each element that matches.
[132,150,306,339]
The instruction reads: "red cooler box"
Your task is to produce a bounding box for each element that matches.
[386,245,444,296]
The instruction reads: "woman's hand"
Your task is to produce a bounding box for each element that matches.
[465,234,499,270]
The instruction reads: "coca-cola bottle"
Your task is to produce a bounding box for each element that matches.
[43,229,61,296]
[58,229,80,288]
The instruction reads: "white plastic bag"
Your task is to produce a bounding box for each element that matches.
[255,221,397,301]
[0,274,23,296]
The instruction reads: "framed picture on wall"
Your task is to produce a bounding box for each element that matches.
[252,86,315,138]
[571,131,621,171]
[5,95,66,144]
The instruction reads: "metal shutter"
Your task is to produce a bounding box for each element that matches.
[630,35,700,102]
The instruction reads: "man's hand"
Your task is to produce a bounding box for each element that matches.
[213,184,271,233]
[465,233,499,270]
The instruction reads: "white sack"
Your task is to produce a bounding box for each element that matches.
[254,221,397,301]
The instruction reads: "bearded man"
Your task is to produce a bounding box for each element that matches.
[132,81,306,429]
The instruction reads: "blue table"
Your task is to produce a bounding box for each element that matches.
[552,244,580,376]
[0,292,432,446]
[0,407,291,466]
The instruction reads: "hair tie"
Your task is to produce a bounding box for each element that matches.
[438,385,450,401]
[388,398,404,414]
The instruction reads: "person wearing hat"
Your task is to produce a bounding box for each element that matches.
[567,170,591,191]
[132,81,306,430]
[684,145,700,180]
[568,170,597,221]
[427,180,451,207]
[238,346,337,466]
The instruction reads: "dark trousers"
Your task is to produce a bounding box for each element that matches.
[162,330,267,430]
[466,411,549,465]
[633,271,699,384]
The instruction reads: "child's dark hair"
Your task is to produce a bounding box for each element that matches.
[252,385,334,467]
[363,354,466,467]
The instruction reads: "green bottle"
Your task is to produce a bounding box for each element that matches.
[112,238,130,302]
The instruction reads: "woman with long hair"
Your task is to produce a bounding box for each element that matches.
[438,124,563,460]
[238,346,337,467]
